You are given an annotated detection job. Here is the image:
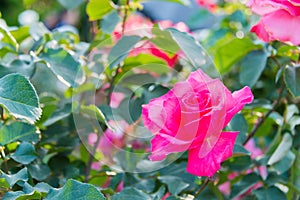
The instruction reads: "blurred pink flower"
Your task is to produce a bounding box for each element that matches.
[88,120,128,163]
[248,0,300,45]
[196,0,218,11]
[110,92,125,108]
[218,139,267,199]
[113,14,189,67]
[142,69,253,176]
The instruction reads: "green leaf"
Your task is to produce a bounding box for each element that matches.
[79,104,109,125]
[120,73,156,86]
[43,103,72,126]
[239,50,268,87]
[233,144,251,156]
[158,176,189,196]
[0,168,28,188]
[151,26,179,56]
[0,122,39,146]
[10,26,30,44]
[228,113,248,144]
[86,0,113,21]
[0,73,41,123]
[101,10,120,34]
[11,142,37,165]
[41,48,83,87]
[28,163,50,181]
[151,186,166,200]
[268,133,293,165]
[224,155,252,171]
[0,27,19,51]
[253,186,287,200]
[210,35,262,74]
[111,188,152,200]
[57,0,84,9]
[284,65,300,97]
[45,179,106,200]
[3,190,42,200]
[169,29,219,78]
[108,36,141,69]
[272,151,296,174]
[230,173,261,199]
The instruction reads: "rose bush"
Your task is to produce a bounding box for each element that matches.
[248,0,300,45]
[142,69,254,176]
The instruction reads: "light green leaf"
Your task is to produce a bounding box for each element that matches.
[45,179,106,200]
[86,0,113,21]
[3,190,42,200]
[210,35,262,74]
[11,142,37,165]
[108,36,141,69]
[284,65,300,97]
[169,29,219,78]
[57,0,84,9]
[80,104,107,125]
[111,188,151,200]
[0,168,28,188]
[0,73,41,123]
[151,26,179,56]
[0,27,19,51]
[41,48,83,87]
[0,122,39,146]
[268,133,293,165]
[239,50,268,87]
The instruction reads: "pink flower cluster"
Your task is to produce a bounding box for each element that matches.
[248,0,300,45]
[142,69,253,176]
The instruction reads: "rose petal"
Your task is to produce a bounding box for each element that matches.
[224,86,254,126]
[248,0,300,16]
[251,9,300,45]
[187,131,238,177]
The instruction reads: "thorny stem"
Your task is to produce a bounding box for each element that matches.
[194,177,210,198]
[243,85,285,145]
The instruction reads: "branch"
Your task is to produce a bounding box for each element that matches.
[194,177,210,198]
[243,85,284,145]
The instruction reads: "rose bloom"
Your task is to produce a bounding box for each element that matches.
[248,0,300,45]
[142,69,253,176]
[113,14,189,67]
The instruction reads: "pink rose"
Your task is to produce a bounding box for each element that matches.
[142,69,253,176]
[248,0,300,45]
